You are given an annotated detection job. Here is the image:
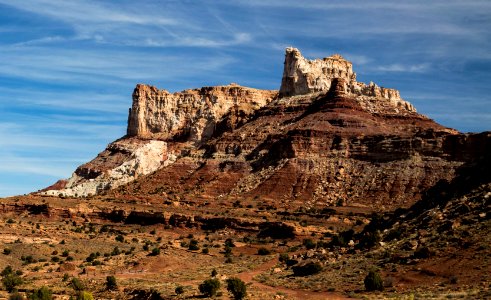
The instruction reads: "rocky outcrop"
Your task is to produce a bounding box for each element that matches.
[44,139,173,197]
[279,47,415,112]
[127,84,277,141]
[42,48,490,210]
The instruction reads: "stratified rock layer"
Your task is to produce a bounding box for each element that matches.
[127,84,277,141]
[43,48,490,209]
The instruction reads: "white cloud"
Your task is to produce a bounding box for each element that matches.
[375,63,430,73]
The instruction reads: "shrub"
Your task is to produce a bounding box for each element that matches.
[292,262,322,276]
[111,247,121,256]
[151,247,160,256]
[257,247,271,255]
[258,222,295,239]
[105,275,117,290]
[2,267,22,293]
[202,248,209,254]
[3,248,12,255]
[1,266,13,276]
[115,235,124,243]
[28,286,52,300]
[211,269,218,277]
[76,291,93,300]
[175,285,184,295]
[364,269,384,291]
[225,238,235,247]
[188,239,200,251]
[2,274,22,292]
[279,253,289,262]
[70,277,84,291]
[9,292,24,300]
[62,273,70,282]
[199,278,220,297]
[302,239,316,250]
[413,246,431,259]
[226,277,247,300]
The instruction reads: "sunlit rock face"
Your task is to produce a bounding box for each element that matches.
[279,47,415,112]
[43,48,490,209]
[127,83,277,141]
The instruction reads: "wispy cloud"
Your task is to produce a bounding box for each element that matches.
[375,63,430,73]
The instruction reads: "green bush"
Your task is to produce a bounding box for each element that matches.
[175,285,184,295]
[1,266,13,276]
[226,277,247,300]
[302,239,316,250]
[199,278,221,297]
[2,273,23,292]
[413,246,431,259]
[105,276,117,290]
[364,269,384,291]
[224,238,235,247]
[28,286,52,300]
[257,247,271,255]
[292,262,322,276]
[115,235,124,243]
[151,247,160,256]
[3,248,12,255]
[9,292,24,300]
[70,277,84,291]
[76,291,93,300]
[188,239,200,251]
[279,253,289,262]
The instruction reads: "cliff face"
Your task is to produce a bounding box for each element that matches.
[279,47,415,113]
[43,48,490,208]
[127,84,277,141]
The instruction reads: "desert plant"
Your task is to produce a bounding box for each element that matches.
[115,235,124,243]
[303,239,316,250]
[199,278,220,297]
[279,253,289,262]
[226,277,247,300]
[151,247,160,256]
[292,261,322,276]
[175,285,184,295]
[2,267,22,293]
[9,292,24,300]
[28,286,52,300]
[1,266,13,276]
[105,276,117,290]
[211,269,218,277]
[3,248,12,255]
[70,277,84,291]
[413,246,431,259]
[364,268,384,291]
[224,238,235,247]
[76,291,93,300]
[257,247,271,255]
[188,239,200,251]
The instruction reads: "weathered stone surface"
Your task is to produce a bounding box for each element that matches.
[279,47,415,112]
[127,84,277,141]
[43,48,490,210]
[44,139,172,197]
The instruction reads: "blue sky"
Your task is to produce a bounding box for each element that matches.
[0,0,490,197]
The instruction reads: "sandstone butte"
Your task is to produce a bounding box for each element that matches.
[43,47,491,210]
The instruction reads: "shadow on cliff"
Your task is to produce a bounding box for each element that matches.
[359,138,491,239]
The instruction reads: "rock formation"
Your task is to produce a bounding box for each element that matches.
[280,47,415,112]
[127,84,277,141]
[42,48,490,208]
